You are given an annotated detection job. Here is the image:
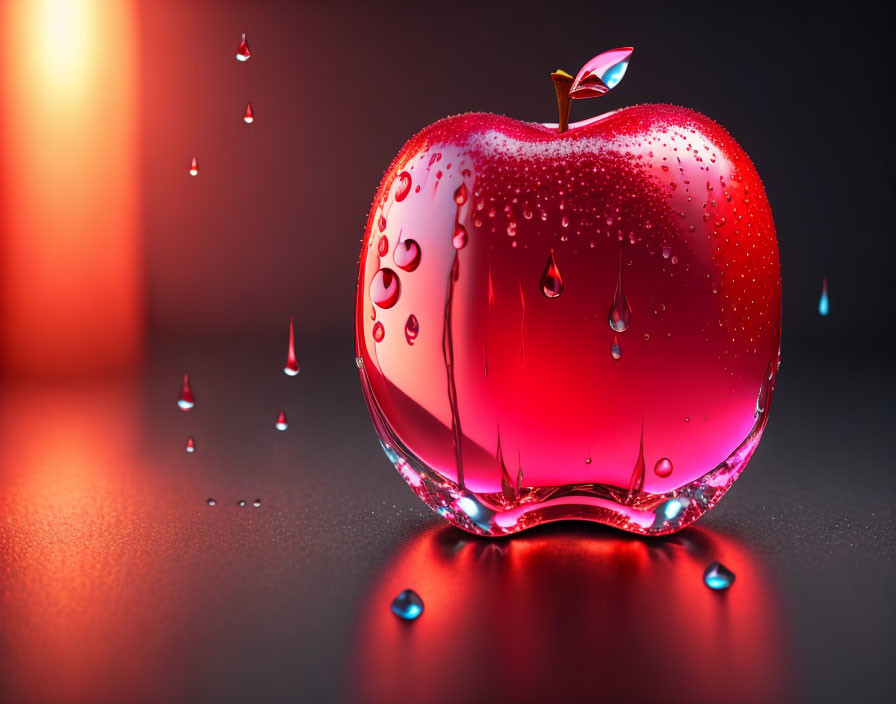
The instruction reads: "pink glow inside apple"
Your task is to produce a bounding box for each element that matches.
[355,97,780,536]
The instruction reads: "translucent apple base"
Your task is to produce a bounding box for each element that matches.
[361,367,768,537]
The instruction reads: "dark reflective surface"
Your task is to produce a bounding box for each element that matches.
[349,523,793,704]
[0,337,893,704]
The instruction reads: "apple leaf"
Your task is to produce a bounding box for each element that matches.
[569,47,633,99]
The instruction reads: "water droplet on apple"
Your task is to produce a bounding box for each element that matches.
[177,373,195,410]
[235,33,250,61]
[454,183,467,205]
[253,499,261,507]
[189,156,199,176]
[275,410,288,431]
[561,214,570,228]
[405,314,419,345]
[654,457,673,477]
[237,500,246,507]
[393,239,421,272]
[452,224,467,249]
[608,251,632,333]
[540,248,563,299]
[377,236,388,256]
[185,436,195,453]
[394,171,412,202]
[370,268,401,308]
[373,321,385,342]
[243,102,254,124]
[207,498,216,506]
[377,215,386,232]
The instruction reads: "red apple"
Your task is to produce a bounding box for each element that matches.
[355,49,781,536]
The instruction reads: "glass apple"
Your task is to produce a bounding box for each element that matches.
[355,49,781,536]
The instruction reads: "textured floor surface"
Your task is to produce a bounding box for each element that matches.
[1,336,893,704]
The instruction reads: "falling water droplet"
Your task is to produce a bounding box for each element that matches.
[284,316,299,376]
[703,562,736,590]
[608,250,632,332]
[404,314,419,345]
[372,321,385,342]
[394,171,412,202]
[818,274,829,316]
[452,224,467,249]
[235,33,251,61]
[393,239,421,272]
[185,436,195,453]
[454,183,467,205]
[177,373,195,410]
[243,102,254,124]
[206,498,216,506]
[540,248,564,299]
[253,498,261,507]
[391,589,424,620]
[275,410,288,431]
[189,156,199,176]
[237,500,246,507]
[611,335,622,360]
[370,268,401,308]
[653,457,673,477]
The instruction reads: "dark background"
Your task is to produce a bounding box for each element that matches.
[140,0,895,343]
[2,1,895,703]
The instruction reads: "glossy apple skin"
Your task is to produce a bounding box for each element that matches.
[355,106,781,536]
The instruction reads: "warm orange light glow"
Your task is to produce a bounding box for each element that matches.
[0,0,142,377]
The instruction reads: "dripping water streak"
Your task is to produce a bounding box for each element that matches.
[626,422,645,504]
[442,253,465,489]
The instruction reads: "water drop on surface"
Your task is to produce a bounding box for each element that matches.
[370,268,401,308]
[703,561,736,590]
[235,33,251,61]
[654,457,673,477]
[189,156,199,176]
[454,183,467,205]
[611,335,622,360]
[207,498,216,506]
[284,316,299,376]
[253,499,261,507]
[394,171,412,202]
[608,250,632,332]
[177,373,195,410]
[275,410,288,431]
[405,314,419,345]
[237,500,246,507]
[818,274,829,316]
[377,236,389,257]
[391,589,424,620]
[393,238,421,272]
[452,224,467,249]
[372,321,385,342]
[186,436,195,453]
[243,102,254,124]
[540,248,564,299]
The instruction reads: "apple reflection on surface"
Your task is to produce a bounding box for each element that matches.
[350,523,794,704]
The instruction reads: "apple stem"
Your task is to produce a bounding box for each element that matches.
[551,70,574,134]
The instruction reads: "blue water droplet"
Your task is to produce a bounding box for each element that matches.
[703,561,735,590]
[391,589,424,620]
[600,59,629,89]
[818,275,829,316]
